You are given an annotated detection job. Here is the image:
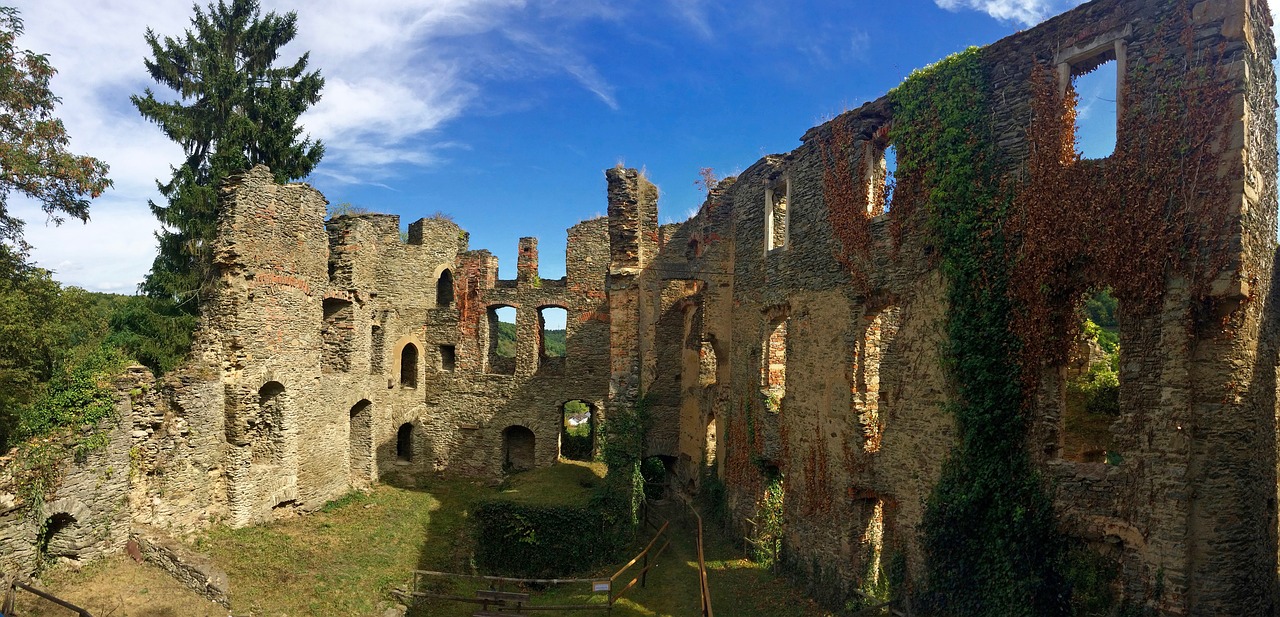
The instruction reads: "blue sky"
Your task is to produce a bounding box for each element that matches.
[10,0,1141,299]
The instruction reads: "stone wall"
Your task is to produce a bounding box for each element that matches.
[0,370,139,576]
[607,0,1277,614]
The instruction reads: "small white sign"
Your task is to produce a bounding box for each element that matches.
[592,580,611,593]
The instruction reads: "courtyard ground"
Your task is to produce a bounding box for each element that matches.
[17,466,834,617]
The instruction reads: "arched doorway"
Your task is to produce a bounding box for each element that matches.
[37,512,79,563]
[503,425,536,472]
[641,455,677,501]
[350,400,372,479]
[397,423,414,462]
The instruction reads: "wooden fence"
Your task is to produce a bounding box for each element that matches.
[398,511,671,614]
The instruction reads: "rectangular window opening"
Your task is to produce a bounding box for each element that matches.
[487,306,517,375]
[538,306,567,376]
[1060,288,1122,464]
[439,345,456,372]
[761,315,788,413]
[1069,52,1119,160]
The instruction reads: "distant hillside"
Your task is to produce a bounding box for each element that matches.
[494,322,564,357]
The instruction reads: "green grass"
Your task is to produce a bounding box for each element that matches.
[492,458,606,507]
[185,472,833,617]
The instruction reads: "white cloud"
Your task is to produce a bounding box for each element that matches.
[934,0,1083,26]
[4,0,634,290]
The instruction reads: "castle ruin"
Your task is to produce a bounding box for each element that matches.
[2,0,1279,614]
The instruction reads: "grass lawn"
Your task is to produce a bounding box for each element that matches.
[26,463,835,617]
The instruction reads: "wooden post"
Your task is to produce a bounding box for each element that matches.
[2,573,15,616]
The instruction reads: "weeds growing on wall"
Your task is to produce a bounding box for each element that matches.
[598,396,651,531]
[887,48,1069,615]
[12,344,126,518]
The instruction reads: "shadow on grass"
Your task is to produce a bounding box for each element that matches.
[401,491,833,617]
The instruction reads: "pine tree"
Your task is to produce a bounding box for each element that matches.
[133,0,323,310]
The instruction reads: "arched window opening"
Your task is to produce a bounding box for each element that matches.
[560,400,595,461]
[400,343,419,387]
[487,306,517,375]
[397,422,414,462]
[539,306,567,375]
[350,400,372,479]
[253,382,286,465]
[37,512,78,562]
[503,425,536,472]
[866,126,896,215]
[436,268,455,307]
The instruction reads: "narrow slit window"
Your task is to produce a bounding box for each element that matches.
[766,178,789,251]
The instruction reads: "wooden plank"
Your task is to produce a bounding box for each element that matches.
[413,570,592,585]
[609,520,669,582]
[473,612,528,617]
[475,589,530,602]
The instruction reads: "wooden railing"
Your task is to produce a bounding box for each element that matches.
[2,574,95,617]
[399,512,672,614]
[606,517,670,605]
[677,494,714,617]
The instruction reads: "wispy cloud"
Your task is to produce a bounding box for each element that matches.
[668,0,715,40]
[934,0,1084,26]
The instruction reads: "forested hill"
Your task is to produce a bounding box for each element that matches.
[494,322,564,357]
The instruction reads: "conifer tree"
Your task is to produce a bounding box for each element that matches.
[133,0,323,310]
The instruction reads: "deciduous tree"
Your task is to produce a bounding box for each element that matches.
[0,6,111,253]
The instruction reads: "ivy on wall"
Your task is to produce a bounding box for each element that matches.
[888,48,1068,615]
[1008,3,1234,383]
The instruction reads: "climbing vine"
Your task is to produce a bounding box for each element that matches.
[1008,2,1235,386]
[888,48,1068,615]
[821,115,876,296]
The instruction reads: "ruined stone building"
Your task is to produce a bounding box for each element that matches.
[1,0,1277,614]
